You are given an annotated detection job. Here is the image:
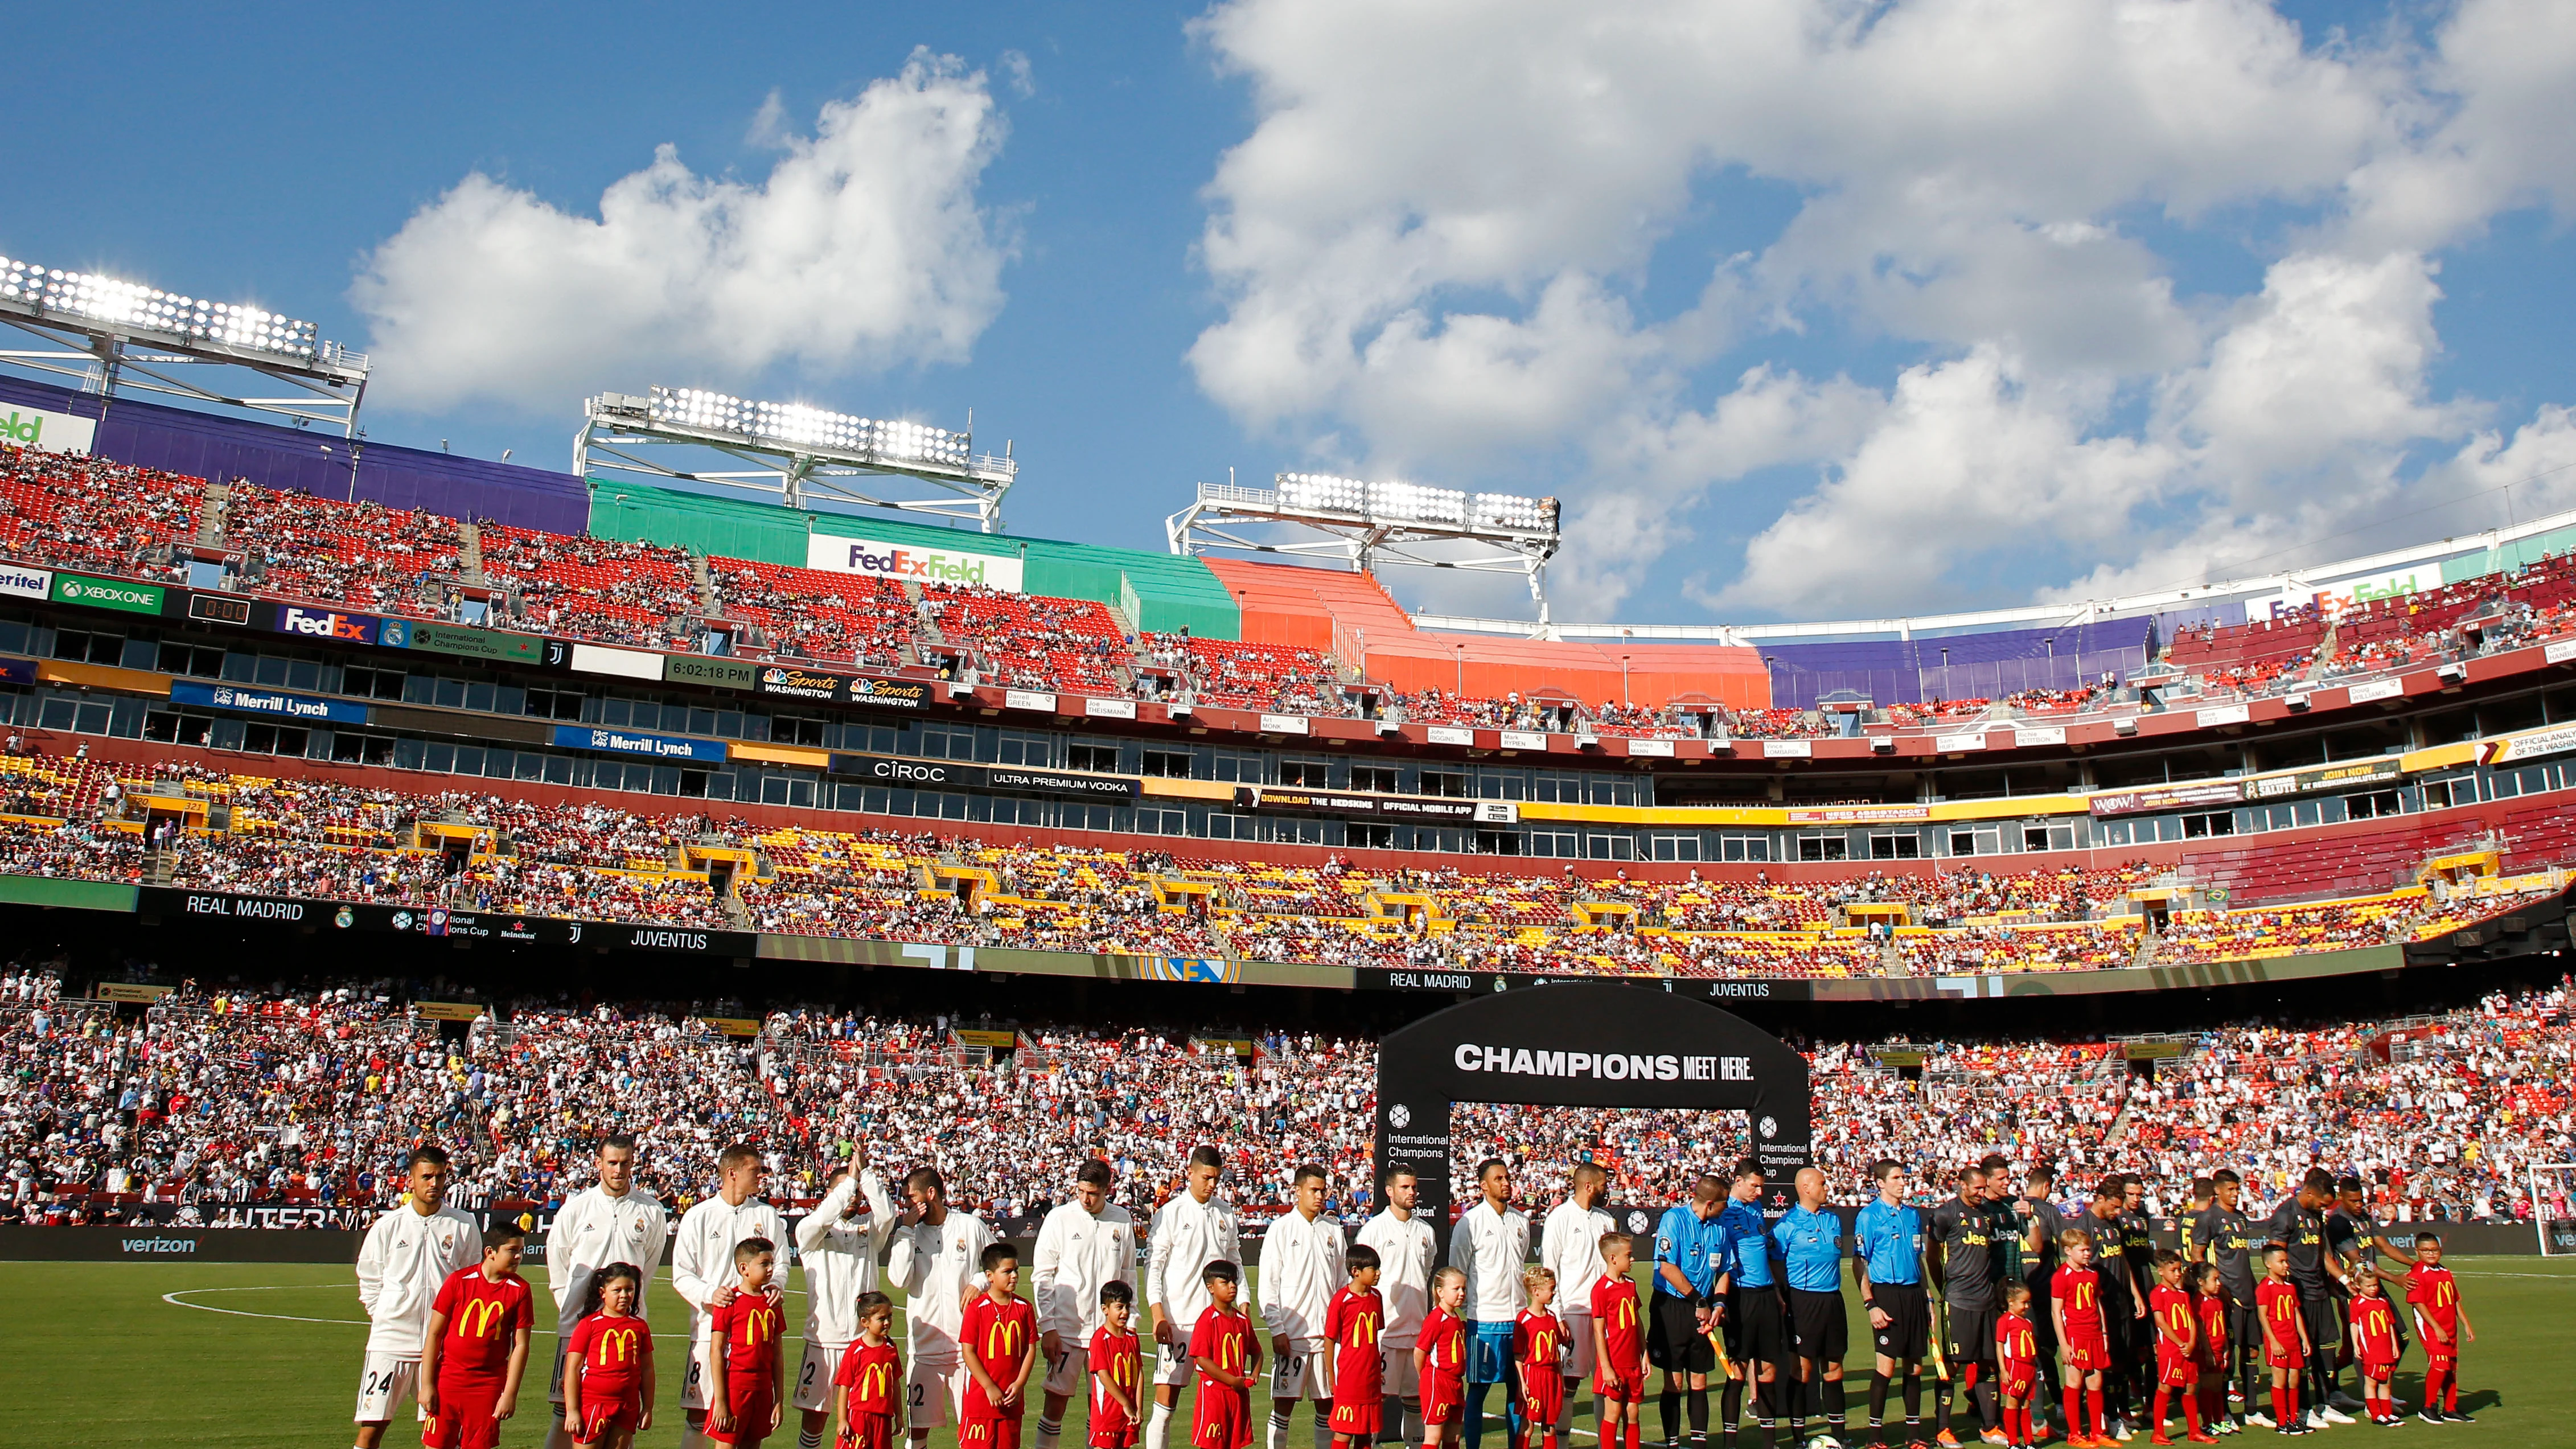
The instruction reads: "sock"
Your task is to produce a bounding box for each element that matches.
[2088,1386,2105,1439]
[680,1427,707,1449]
[2183,1392,2201,1438]
[1626,1417,1641,1449]
[1559,1382,1579,1440]
[1661,1387,1684,1446]
[2065,1389,2084,1442]
[1402,1399,1424,1444]
[1902,1369,1921,1427]
[2152,1387,2171,1434]
[1148,1399,1175,1449]
[1038,1419,1062,1449]
[1756,1374,1777,1430]
[1319,1420,1337,1449]
[1823,1376,1844,1431]
[1687,1388,1708,1442]
[1586,1394,1602,1444]
[2443,1369,2458,1414]
[803,1431,825,1449]
[1936,1369,1955,1431]
[1720,1381,1743,1440]
[1868,1370,1889,1429]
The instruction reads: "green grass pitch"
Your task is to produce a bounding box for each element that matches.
[2,1259,2567,1447]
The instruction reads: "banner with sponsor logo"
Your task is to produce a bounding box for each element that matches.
[0,657,33,685]
[134,887,755,955]
[550,725,727,764]
[0,563,51,601]
[391,620,544,664]
[414,1001,488,1023]
[52,572,164,614]
[97,982,173,1003]
[268,603,383,646]
[169,680,372,726]
[756,664,854,703]
[1786,803,1931,825]
[825,749,1137,800]
[1234,786,1493,823]
[2483,723,2576,767]
[700,1017,763,1038]
[807,534,1025,592]
[848,675,929,711]
[2245,758,2404,800]
[2089,780,2244,817]
[0,405,97,454]
[953,1028,1019,1049]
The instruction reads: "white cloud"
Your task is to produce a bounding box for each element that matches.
[354,50,1013,414]
[1186,0,2576,623]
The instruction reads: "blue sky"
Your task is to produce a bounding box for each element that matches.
[8,1,2576,627]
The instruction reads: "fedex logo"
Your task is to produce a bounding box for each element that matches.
[810,534,1022,592]
[276,605,380,644]
[843,544,989,585]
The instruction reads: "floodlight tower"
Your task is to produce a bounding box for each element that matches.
[0,255,369,433]
[576,388,1018,532]
[1167,473,1563,634]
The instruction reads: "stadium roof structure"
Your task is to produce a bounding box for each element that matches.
[0,254,369,435]
[575,387,1020,533]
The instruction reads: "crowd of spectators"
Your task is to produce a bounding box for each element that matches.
[222,483,465,616]
[0,444,202,582]
[7,963,2566,1234]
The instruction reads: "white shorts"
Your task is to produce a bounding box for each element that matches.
[1153,1336,1198,1389]
[797,1341,849,1414]
[1560,1312,1596,1380]
[1271,1343,1330,1402]
[1382,1346,1419,1399]
[548,1336,572,1406]
[1044,1340,1088,1399]
[681,1337,712,1412]
[355,1352,421,1424]
[908,1357,967,1427]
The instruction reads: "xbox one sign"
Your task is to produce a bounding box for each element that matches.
[0,405,96,455]
[807,533,1024,593]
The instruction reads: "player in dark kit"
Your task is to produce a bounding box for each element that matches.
[2080,1182,2143,1439]
[2009,1165,2068,1441]
[2187,1170,2259,1431]
[1928,1164,2002,1448]
[2262,1171,2344,1431]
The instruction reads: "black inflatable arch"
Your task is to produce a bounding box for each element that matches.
[1373,982,1814,1243]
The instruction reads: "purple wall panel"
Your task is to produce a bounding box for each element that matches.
[1763,616,2157,707]
[0,376,589,533]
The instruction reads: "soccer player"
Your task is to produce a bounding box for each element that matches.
[707,1238,790,1449]
[2324,1175,2407,1418]
[2345,1269,2400,1427]
[1776,1168,1848,1449]
[422,1224,539,1449]
[1929,1163,2002,1447]
[675,1145,788,1449]
[1036,1160,1139,1449]
[355,1144,483,1449]
[2118,1177,2159,1427]
[1194,1261,1266,1449]
[2080,1180,2144,1440]
[1357,1164,1439,1446]
[1325,1244,1388,1449]
[1855,1159,1932,1448]
[2261,1169,2343,1430]
[1095,1284,1147,1449]
[1453,1159,1532,1449]
[964,1243,1042,1449]
[1592,1231,1649,1449]
[2011,1165,2068,1442]
[545,1136,668,1449]
[797,1142,898,1449]
[1260,1163,1350,1449]
[1648,1175,1726,1449]
[1148,1146,1244,1449]
[2402,1233,2474,1423]
[566,1262,655,1449]
[1715,1161,1786,1447]
[2253,1249,2309,1437]
[1514,1267,1567,1449]
[2185,1264,2228,1439]
[1540,1163,1617,1449]
[889,1164,1002,1449]
[831,1294,902,1449]
[1996,1285,2039,1449]
[2050,1228,2108,1449]
[2144,1250,2210,1446]
[1419,1266,1471,1449]
[2187,1169,2259,1432]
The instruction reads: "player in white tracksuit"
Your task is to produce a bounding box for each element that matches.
[886,1164,1000,1447]
[1540,1164,1617,1445]
[1258,1165,1349,1449]
[1144,1146,1243,1449]
[1032,1159,1139,1449]
[1453,1162,1533,1449]
[354,1147,482,1448]
[794,1144,898,1443]
[1355,1164,1438,1444]
[669,1145,786,1449]
[543,1135,669,1449]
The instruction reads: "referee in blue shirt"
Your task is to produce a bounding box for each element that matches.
[1716,1160,1786,1445]
[1853,1160,1930,1447]
[1651,1175,1727,1447]
[1774,1167,1849,1448]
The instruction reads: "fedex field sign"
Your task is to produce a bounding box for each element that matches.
[0,405,97,454]
[806,533,1024,592]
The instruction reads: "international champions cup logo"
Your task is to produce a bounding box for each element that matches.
[1387,1104,1411,1129]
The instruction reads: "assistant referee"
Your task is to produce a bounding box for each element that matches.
[1650,1174,1728,1447]
[1853,1160,1930,1446]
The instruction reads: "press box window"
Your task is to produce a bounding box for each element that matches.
[1141,749,1194,778]
[1869,832,1921,859]
[1419,770,1469,798]
[1066,743,1119,773]
[1797,834,1850,861]
[343,665,410,701]
[2180,811,2234,838]
[2022,824,2076,853]
[1350,765,1399,794]
[1650,833,1704,862]
[1278,760,1329,787]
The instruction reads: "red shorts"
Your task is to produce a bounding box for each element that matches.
[2063,1332,2110,1372]
[1329,1400,1382,1437]
[964,1416,1025,1449]
[1194,1382,1251,1449]
[424,1384,501,1449]
[571,1378,641,1444]
[1999,1370,2036,1402]
[2264,1342,2304,1372]
[1521,1376,1563,1423]
[1424,1374,1466,1424]
[2157,1350,2197,1389]
[1090,1411,1138,1449]
[707,1378,778,1447]
[1595,1370,1643,1405]
[2359,1358,2398,1382]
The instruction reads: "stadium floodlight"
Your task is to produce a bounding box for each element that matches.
[0,253,367,434]
[577,387,1018,532]
[1168,471,1564,633]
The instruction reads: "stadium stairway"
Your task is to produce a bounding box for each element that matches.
[458,522,484,584]
[194,481,229,548]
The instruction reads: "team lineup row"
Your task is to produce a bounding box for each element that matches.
[350,1136,2481,1449]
